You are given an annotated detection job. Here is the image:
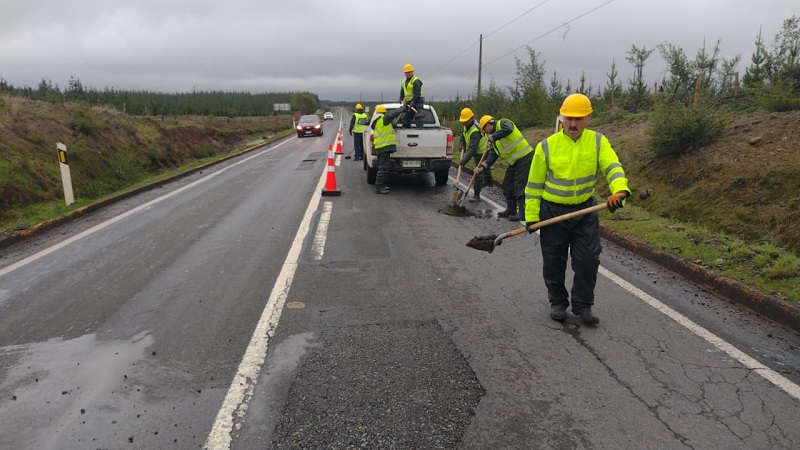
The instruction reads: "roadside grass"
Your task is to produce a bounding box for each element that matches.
[0,128,294,234]
[600,204,800,302]
[449,148,800,303]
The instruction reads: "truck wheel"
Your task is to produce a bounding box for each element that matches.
[367,166,377,185]
[434,169,449,186]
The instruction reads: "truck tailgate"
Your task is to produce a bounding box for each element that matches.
[394,129,450,158]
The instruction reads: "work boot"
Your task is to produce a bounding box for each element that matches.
[375,184,390,194]
[468,192,481,203]
[508,199,525,221]
[497,199,516,218]
[550,306,567,322]
[576,309,600,325]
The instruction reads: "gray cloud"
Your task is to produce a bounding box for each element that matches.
[0,0,796,101]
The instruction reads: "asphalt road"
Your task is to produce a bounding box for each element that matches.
[1,112,799,449]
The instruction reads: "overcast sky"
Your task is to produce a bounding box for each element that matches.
[0,0,797,102]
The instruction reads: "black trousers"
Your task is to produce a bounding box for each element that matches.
[538,197,601,312]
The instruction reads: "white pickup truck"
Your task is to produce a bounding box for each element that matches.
[362,103,454,186]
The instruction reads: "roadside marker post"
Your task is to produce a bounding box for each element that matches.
[57,142,75,206]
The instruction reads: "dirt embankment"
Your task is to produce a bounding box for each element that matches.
[0,97,291,217]
[578,111,800,252]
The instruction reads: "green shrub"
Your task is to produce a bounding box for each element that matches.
[763,254,800,279]
[756,81,800,112]
[649,103,726,157]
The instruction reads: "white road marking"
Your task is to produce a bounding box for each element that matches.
[0,141,291,278]
[600,267,800,401]
[311,201,333,260]
[204,158,328,449]
[452,173,800,401]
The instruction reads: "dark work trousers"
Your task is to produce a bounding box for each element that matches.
[501,151,533,211]
[353,132,364,160]
[375,147,395,185]
[400,101,424,128]
[470,153,486,197]
[538,196,601,313]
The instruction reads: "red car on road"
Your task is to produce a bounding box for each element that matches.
[296,115,323,138]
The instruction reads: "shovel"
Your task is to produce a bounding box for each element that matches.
[449,148,465,204]
[466,201,612,253]
[458,143,491,207]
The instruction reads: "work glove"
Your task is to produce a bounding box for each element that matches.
[606,191,628,213]
[526,221,538,234]
[486,134,494,144]
[473,163,486,174]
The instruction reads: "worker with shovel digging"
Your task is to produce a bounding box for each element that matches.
[474,115,534,221]
[457,108,487,203]
[525,93,630,325]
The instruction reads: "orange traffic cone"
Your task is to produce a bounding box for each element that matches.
[335,134,343,155]
[322,145,341,196]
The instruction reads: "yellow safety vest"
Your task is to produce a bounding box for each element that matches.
[493,119,533,165]
[402,76,423,102]
[353,112,368,133]
[525,129,629,221]
[373,115,397,149]
[463,122,487,154]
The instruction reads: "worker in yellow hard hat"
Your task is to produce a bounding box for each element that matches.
[457,108,491,202]
[370,104,406,194]
[349,103,368,161]
[525,93,630,326]
[398,63,424,129]
[474,114,533,221]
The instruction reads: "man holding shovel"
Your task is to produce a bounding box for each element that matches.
[398,63,424,129]
[524,93,630,325]
[457,108,487,202]
[474,115,534,221]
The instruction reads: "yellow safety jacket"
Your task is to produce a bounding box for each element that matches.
[402,76,423,102]
[493,119,533,165]
[462,122,487,154]
[373,115,397,149]
[525,129,629,222]
[353,112,368,134]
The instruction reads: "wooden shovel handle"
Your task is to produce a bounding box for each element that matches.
[460,142,491,206]
[494,202,610,246]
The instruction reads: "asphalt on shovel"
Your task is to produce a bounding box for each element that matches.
[466,202,610,253]
[449,148,465,204]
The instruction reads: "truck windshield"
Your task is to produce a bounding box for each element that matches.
[385,107,436,127]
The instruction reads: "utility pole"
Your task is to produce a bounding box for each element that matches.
[477,34,483,100]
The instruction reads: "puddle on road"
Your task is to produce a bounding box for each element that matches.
[0,331,154,450]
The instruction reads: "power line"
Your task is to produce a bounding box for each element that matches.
[483,0,552,39]
[483,0,617,68]
[428,0,551,78]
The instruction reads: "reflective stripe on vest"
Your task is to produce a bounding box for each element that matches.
[535,132,603,199]
[494,120,533,165]
[353,112,368,133]
[463,123,487,154]
[402,76,423,102]
[373,116,397,149]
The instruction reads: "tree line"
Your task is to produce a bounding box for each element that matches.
[0,76,320,116]
[433,15,800,155]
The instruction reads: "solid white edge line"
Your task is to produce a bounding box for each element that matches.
[454,171,800,400]
[600,266,800,401]
[0,140,292,278]
[311,201,333,261]
[204,155,328,449]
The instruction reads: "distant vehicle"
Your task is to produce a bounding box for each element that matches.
[297,115,323,137]
[323,112,334,120]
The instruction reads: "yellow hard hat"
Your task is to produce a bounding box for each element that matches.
[559,93,593,117]
[459,108,474,122]
[355,103,363,110]
[479,115,495,130]
[375,105,386,114]
[403,63,414,73]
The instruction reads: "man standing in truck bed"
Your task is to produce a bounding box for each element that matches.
[398,63,424,129]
